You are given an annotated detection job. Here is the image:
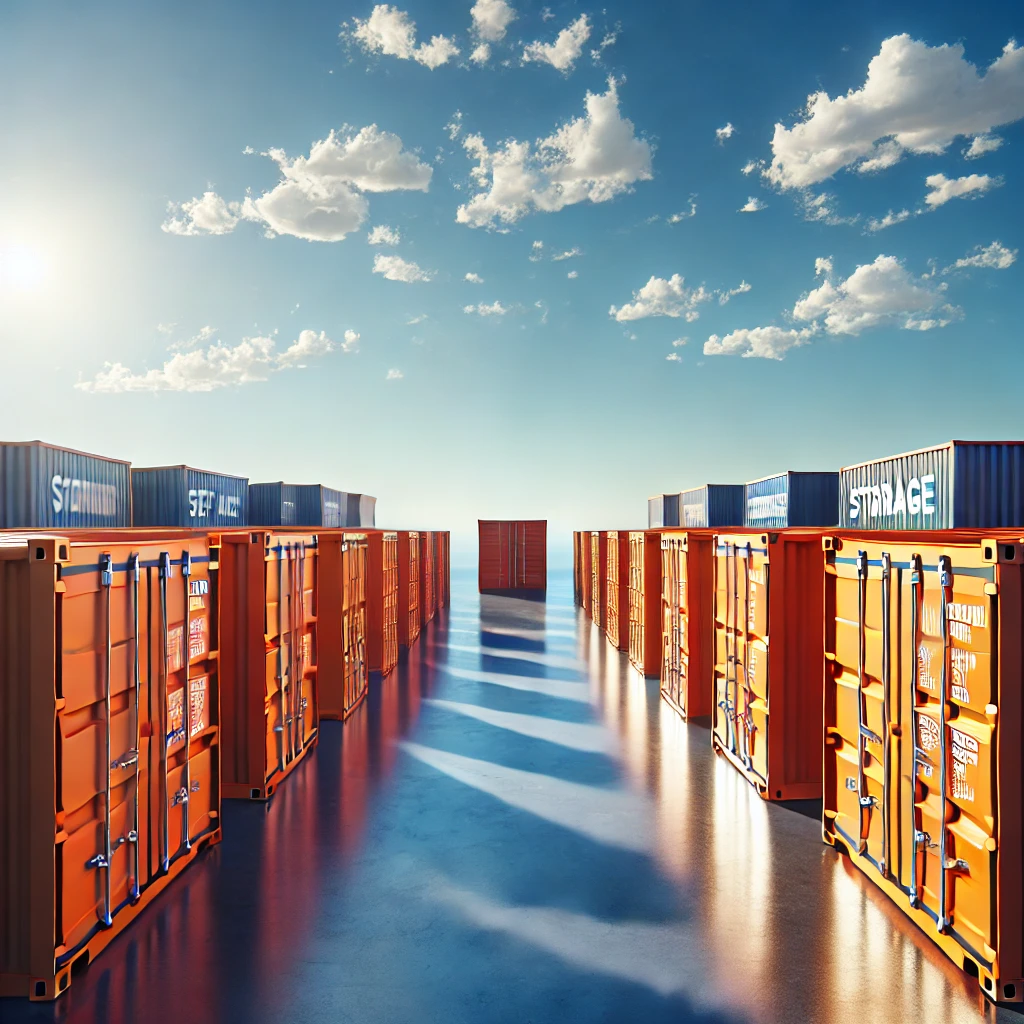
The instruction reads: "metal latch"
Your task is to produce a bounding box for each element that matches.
[845,777,858,791]
[172,780,200,806]
[856,552,867,575]
[100,554,113,587]
[111,749,139,770]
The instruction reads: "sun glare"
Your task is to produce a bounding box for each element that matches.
[0,243,47,293]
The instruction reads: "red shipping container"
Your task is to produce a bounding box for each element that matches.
[419,531,436,625]
[589,532,608,630]
[478,521,547,592]
[363,530,399,678]
[605,532,630,651]
[628,530,663,677]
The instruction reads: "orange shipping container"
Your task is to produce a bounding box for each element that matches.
[712,529,827,800]
[589,532,608,630]
[398,531,421,648]
[478,520,547,592]
[0,532,221,1000]
[419,531,436,625]
[216,531,323,799]
[328,532,369,720]
[628,530,663,677]
[823,531,1024,1003]
[580,531,592,615]
[605,532,630,651]
[660,531,715,718]
[364,530,399,678]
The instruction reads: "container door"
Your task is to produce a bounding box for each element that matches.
[906,554,997,959]
[590,534,600,622]
[628,534,642,670]
[828,548,893,873]
[59,553,146,953]
[606,534,618,643]
[661,537,681,707]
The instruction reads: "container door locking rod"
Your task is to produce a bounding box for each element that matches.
[159,551,172,874]
[880,552,892,878]
[908,554,934,908]
[741,543,755,771]
[936,555,953,933]
[178,550,193,855]
[128,553,141,900]
[274,544,288,774]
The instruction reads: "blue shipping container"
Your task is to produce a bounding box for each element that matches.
[345,493,377,528]
[840,441,1024,530]
[0,440,131,528]
[679,485,744,528]
[249,483,347,528]
[132,466,249,528]
[744,472,839,529]
[648,494,680,528]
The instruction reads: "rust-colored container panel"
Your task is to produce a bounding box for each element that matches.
[589,532,608,630]
[712,529,827,800]
[0,532,221,1001]
[605,532,630,651]
[364,530,399,677]
[419,531,436,625]
[823,530,1024,1004]
[317,532,369,720]
[660,531,715,719]
[215,531,320,800]
[628,530,663,677]
[581,532,592,615]
[441,531,451,608]
[478,520,547,592]
[398,531,421,648]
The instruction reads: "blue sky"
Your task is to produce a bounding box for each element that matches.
[1,0,1021,563]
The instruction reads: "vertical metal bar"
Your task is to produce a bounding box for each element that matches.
[128,553,141,901]
[730,544,740,755]
[880,552,892,878]
[909,554,924,907]
[158,551,172,874]
[295,542,305,756]
[99,553,114,927]
[180,550,192,854]
[741,544,754,770]
[855,551,869,852]
[937,555,953,932]
[276,544,287,772]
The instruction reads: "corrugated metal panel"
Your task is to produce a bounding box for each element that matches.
[0,440,131,528]
[132,466,249,527]
[647,494,680,528]
[248,483,298,526]
[839,441,1024,530]
[359,494,376,528]
[744,472,839,528]
[320,487,346,528]
[679,485,743,528]
[345,494,362,527]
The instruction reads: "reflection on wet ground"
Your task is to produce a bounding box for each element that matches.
[6,569,1021,1023]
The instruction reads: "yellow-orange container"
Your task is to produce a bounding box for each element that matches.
[823,531,1024,1003]
[628,531,663,677]
[660,531,716,719]
[0,532,221,1000]
[217,531,321,800]
[398,531,421,648]
[605,532,630,651]
[712,529,827,800]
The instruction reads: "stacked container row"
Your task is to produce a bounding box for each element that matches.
[478,520,547,593]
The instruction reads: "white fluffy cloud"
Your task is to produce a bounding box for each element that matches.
[78,327,347,393]
[367,224,401,245]
[609,274,711,322]
[739,196,766,212]
[373,254,434,282]
[792,254,949,335]
[166,127,431,243]
[815,257,833,277]
[552,247,581,261]
[924,172,1002,207]
[341,329,361,353]
[766,35,1024,189]
[741,160,759,175]
[457,78,652,227]
[718,280,751,305]
[464,300,508,316]
[666,352,682,362]
[386,368,404,380]
[668,199,697,223]
[567,270,578,279]
[470,43,491,63]
[522,14,591,72]
[465,271,484,283]
[964,133,1003,159]
[704,325,818,360]
[471,0,516,42]
[716,123,735,142]
[866,208,912,232]
[162,192,242,236]
[944,240,1018,272]
[347,5,460,69]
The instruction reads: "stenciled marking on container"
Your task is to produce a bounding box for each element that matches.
[167,687,186,747]
[189,578,209,612]
[189,676,208,737]
[950,727,978,803]
[917,714,940,781]
[167,625,184,673]
[950,648,976,704]
[917,643,936,692]
[189,489,242,520]
[946,601,987,645]
[746,492,788,523]
[848,473,936,523]
[188,616,206,661]
[50,474,121,517]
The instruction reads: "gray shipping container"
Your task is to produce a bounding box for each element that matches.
[248,483,347,528]
[744,472,839,529]
[345,493,377,528]
[679,484,744,528]
[648,494,680,529]
[0,440,131,528]
[840,441,1024,530]
[132,465,249,528]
